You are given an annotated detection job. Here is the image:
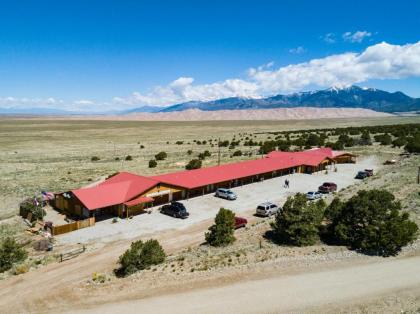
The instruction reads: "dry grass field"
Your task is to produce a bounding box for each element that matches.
[1,116,419,220]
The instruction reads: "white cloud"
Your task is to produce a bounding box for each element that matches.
[343,30,372,43]
[2,41,420,111]
[322,33,336,43]
[248,41,420,94]
[289,46,306,54]
[113,77,260,107]
[0,97,64,109]
[73,99,95,106]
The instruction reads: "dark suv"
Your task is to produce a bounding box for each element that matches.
[160,201,189,219]
[355,171,369,179]
[318,182,337,193]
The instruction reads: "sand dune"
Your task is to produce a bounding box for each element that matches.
[97,107,392,121]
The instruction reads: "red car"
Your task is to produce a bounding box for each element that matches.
[364,169,374,176]
[234,216,248,229]
[318,182,337,193]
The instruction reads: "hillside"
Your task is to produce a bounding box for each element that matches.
[138,86,420,113]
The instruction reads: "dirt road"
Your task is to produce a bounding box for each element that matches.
[73,256,420,314]
[0,219,212,313]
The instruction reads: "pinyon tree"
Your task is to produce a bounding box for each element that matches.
[0,237,28,273]
[325,189,418,256]
[271,193,326,246]
[205,207,236,246]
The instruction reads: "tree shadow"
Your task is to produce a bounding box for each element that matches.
[263,229,284,245]
[113,267,125,278]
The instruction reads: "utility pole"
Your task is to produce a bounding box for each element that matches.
[417,166,420,184]
[218,137,221,166]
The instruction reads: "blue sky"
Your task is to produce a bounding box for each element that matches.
[0,0,419,111]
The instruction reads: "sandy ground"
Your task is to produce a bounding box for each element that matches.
[72,255,420,314]
[57,157,377,245]
[19,107,391,121]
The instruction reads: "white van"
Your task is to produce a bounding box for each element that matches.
[215,188,237,200]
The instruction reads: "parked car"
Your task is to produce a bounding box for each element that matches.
[364,169,374,176]
[160,201,189,219]
[234,216,248,229]
[355,171,369,179]
[306,191,322,200]
[215,188,237,200]
[256,202,280,217]
[318,182,337,193]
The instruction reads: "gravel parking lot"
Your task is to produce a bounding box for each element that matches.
[57,157,378,245]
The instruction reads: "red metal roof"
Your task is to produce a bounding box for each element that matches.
[124,196,154,207]
[152,156,298,189]
[266,148,336,166]
[152,148,336,189]
[72,172,158,210]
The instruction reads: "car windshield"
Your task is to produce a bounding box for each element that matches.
[307,192,314,195]
[227,191,234,194]
[257,206,266,210]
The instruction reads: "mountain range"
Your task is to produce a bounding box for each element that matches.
[1,86,419,115]
[151,86,420,113]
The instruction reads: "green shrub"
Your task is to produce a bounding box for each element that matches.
[175,141,183,145]
[185,159,202,170]
[19,199,46,221]
[219,140,229,147]
[91,156,100,161]
[0,237,28,273]
[270,193,325,246]
[155,151,167,161]
[205,208,236,246]
[359,131,372,145]
[404,133,420,153]
[92,272,107,283]
[332,141,344,150]
[148,159,157,168]
[374,133,392,145]
[118,239,165,276]
[187,149,193,155]
[198,150,211,160]
[13,263,29,275]
[125,155,133,161]
[232,150,242,157]
[259,141,277,154]
[392,137,407,148]
[305,133,321,147]
[325,190,418,256]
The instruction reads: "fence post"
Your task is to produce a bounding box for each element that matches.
[60,253,63,262]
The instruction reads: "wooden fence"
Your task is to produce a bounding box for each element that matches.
[59,245,86,262]
[52,217,95,236]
